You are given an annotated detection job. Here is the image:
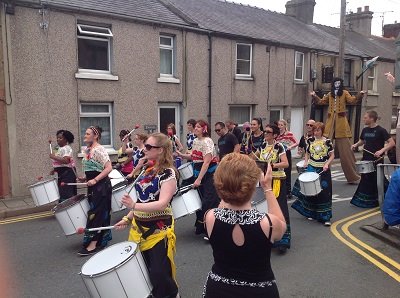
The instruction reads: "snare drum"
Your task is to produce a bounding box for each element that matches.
[178,163,194,180]
[52,194,90,236]
[299,172,322,196]
[355,161,375,174]
[28,177,60,206]
[296,160,306,174]
[109,169,126,188]
[111,183,138,213]
[80,241,152,298]
[172,188,202,220]
[252,199,268,213]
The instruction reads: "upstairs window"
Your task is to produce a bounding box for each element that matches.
[236,43,252,77]
[294,51,304,81]
[160,35,175,76]
[77,24,113,73]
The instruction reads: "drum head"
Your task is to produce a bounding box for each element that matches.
[296,160,305,167]
[178,163,190,170]
[81,241,137,276]
[28,177,56,188]
[299,172,319,182]
[52,194,86,212]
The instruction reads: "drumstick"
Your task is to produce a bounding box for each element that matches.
[122,124,140,142]
[76,226,116,234]
[362,148,376,156]
[49,143,53,154]
[60,182,87,186]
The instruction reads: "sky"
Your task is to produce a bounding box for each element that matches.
[230,0,400,36]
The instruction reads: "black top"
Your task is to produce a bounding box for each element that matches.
[250,133,264,153]
[208,208,275,283]
[298,134,313,150]
[217,132,239,160]
[230,126,242,143]
[360,125,390,161]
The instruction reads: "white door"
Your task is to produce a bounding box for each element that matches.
[290,108,304,156]
[158,104,180,137]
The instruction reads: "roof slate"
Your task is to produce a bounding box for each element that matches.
[18,0,190,26]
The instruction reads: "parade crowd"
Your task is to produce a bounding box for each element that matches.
[47,78,398,298]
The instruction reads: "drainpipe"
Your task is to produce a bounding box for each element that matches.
[207,32,212,126]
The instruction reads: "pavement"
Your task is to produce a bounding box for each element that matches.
[1,152,399,248]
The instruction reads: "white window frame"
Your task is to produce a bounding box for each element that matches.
[229,105,253,126]
[79,103,114,149]
[294,51,304,81]
[159,35,174,77]
[236,43,253,77]
[368,65,377,92]
[269,108,283,123]
[158,104,180,137]
[77,24,112,74]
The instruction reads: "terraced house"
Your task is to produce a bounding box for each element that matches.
[0,0,397,197]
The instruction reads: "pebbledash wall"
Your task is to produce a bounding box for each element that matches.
[2,6,305,197]
[1,4,396,198]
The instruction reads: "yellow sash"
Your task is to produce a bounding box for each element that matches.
[128,218,177,282]
[272,178,281,198]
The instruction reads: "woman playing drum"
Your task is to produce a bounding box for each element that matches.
[291,122,334,226]
[77,126,113,256]
[177,119,220,237]
[49,130,77,202]
[203,153,286,298]
[253,124,290,254]
[115,129,134,176]
[127,133,148,179]
[115,133,179,298]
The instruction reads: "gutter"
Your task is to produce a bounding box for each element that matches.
[208,32,212,126]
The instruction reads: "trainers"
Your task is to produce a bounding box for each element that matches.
[307,217,314,221]
[203,235,209,241]
[324,221,331,226]
[77,247,98,257]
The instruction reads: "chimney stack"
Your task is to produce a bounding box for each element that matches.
[346,6,373,36]
[285,0,316,25]
[383,22,400,38]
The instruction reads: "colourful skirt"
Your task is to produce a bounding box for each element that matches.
[350,171,381,208]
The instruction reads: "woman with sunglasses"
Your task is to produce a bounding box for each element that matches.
[292,120,315,199]
[253,124,290,254]
[114,133,179,298]
[248,118,265,154]
[177,119,220,237]
[291,122,334,226]
[276,119,299,199]
[77,126,113,256]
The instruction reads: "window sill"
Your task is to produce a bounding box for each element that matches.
[77,148,118,158]
[235,75,254,81]
[157,77,180,84]
[393,92,400,97]
[367,91,379,96]
[75,72,119,81]
[293,81,307,85]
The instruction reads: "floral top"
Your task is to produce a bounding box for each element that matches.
[276,131,297,151]
[52,145,75,168]
[306,137,333,168]
[133,167,177,221]
[258,142,286,179]
[191,137,218,176]
[82,145,110,173]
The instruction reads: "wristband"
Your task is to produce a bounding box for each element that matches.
[264,188,273,194]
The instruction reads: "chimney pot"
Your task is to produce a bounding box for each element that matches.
[364,6,369,12]
[357,7,362,13]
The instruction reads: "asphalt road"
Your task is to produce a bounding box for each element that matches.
[2,165,399,297]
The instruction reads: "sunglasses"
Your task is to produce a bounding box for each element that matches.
[144,144,161,151]
[264,130,273,134]
[214,129,221,133]
[306,124,314,127]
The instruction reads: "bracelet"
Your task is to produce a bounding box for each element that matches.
[94,178,98,183]
[122,216,132,224]
[264,188,273,194]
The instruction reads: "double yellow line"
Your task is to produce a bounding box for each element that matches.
[0,211,53,225]
[331,208,400,282]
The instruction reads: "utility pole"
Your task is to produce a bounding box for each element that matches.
[338,0,346,78]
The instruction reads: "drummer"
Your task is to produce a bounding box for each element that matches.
[167,123,184,168]
[176,119,220,238]
[115,129,134,177]
[291,122,334,226]
[77,126,113,256]
[186,119,197,154]
[350,111,395,208]
[127,133,148,179]
[297,119,315,157]
[115,132,179,298]
[49,130,77,202]
[253,124,290,254]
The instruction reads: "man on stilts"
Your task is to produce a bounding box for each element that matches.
[310,77,366,184]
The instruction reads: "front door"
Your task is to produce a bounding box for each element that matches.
[158,104,180,136]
